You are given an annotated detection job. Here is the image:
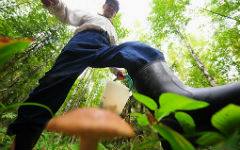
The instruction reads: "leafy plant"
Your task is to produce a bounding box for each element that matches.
[130,113,150,126]
[211,104,240,136]
[0,112,17,120]
[132,93,240,150]
[0,36,33,68]
[196,104,240,149]
[132,92,209,125]
[153,123,195,150]
[35,131,76,150]
[174,112,196,134]
[131,92,210,150]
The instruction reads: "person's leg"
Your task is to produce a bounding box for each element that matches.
[7,30,108,150]
[92,41,164,76]
[13,131,42,150]
[7,51,91,150]
[92,40,240,149]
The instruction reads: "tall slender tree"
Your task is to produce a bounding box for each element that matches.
[149,0,218,87]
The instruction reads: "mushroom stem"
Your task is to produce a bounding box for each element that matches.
[80,136,99,150]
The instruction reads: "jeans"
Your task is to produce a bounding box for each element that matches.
[7,29,164,135]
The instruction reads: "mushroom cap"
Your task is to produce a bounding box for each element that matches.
[46,108,135,139]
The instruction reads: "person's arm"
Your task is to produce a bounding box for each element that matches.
[41,0,85,26]
[109,67,126,80]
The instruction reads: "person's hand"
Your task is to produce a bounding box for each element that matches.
[41,0,58,7]
[117,70,126,80]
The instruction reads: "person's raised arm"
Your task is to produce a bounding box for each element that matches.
[41,0,85,26]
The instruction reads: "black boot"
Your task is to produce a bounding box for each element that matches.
[133,59,240,130]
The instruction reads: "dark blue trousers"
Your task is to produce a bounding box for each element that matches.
[7,30,164,135]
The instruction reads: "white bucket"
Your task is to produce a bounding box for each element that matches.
[100,81,131,114]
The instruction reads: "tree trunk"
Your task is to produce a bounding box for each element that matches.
[63,68,92,112]
[169,18,218,87]
[74,69,95,108]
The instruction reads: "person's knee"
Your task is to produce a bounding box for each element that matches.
[123,41,163,58]
[124,41,145,49]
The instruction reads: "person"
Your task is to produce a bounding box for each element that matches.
[7,0,240,149]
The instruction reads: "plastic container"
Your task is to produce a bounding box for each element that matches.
[100,75,133,114]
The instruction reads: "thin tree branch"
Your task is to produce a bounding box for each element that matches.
[203,8,240,23]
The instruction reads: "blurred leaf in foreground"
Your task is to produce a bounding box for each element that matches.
[0,36,33,68]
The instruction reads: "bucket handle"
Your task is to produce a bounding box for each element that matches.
[113,75,133,91]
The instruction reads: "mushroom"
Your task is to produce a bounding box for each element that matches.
[45,108,135,150]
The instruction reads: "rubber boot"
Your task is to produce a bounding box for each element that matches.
[133,59,240,130]
[133,59,240,149]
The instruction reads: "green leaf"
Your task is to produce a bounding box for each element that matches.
[133,93,158,111]
[175,112,196,134]
[155,93,209,121]
[1,112,17,119]
[130,113,150,126]
[196,131,225,146]
[0,102,53,117]
[211,104,240,136]
[130,113,143,117]
[0,38,33,68]
[154,108,171,121]
[98,142,108,150]
[153,123,196,150]
[159,93,209,112]
[69,143,80,150]
[213,130,240,150]
[0,102,6,109]
[137,115,150,126]
[132,139,159,150]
